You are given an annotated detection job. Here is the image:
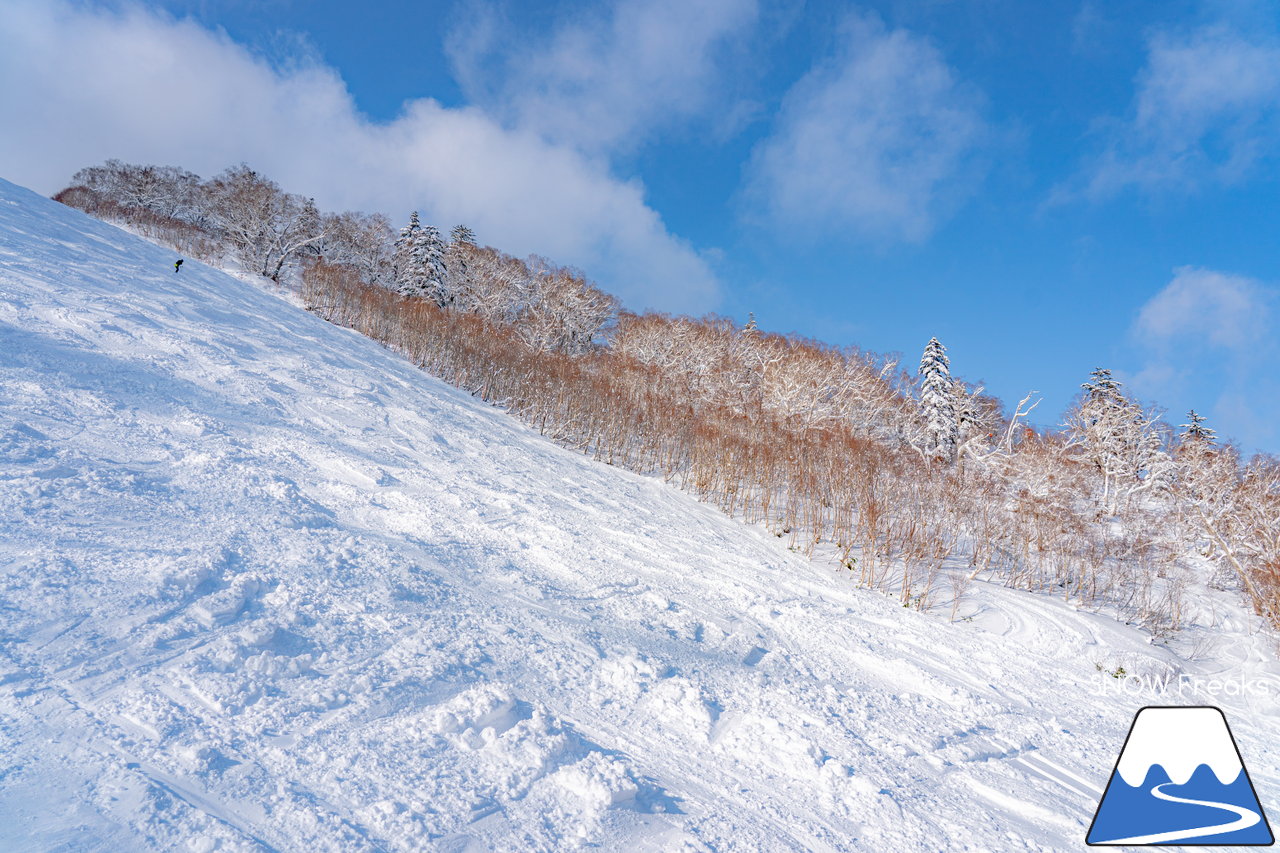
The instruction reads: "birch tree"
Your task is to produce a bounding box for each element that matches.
[204,165,325,281]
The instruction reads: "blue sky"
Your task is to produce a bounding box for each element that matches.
[2,0,1278,452]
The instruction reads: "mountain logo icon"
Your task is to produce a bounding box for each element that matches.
[1087,706,1274,846]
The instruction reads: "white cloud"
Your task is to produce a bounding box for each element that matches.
[447,0,759,157]
[744,13,988,243]
[1128,267,1280,451]
[0,0,718,313]
[1071,25,1280,199]
[1135,266,1272,349]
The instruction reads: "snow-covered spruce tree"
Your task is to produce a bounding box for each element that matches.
[414,224,449,306]
[1074,367,1127,476]
[918,337,958,461]
[1068,368,1176,514]
[1172,409,1230,550]
[393,211,421,294]
[393,214,448,305]
[1170,416,1278,620]
[450,224,476,247]
[1174,411,1221,509]
[1180,409,1217,444]
[1080,366,1122,401]
[444,224,477,308]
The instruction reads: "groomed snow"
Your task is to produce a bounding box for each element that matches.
[0,176,1277,851]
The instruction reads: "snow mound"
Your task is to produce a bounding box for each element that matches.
[1,177,1277,851]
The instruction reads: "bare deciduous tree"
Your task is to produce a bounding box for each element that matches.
[204,165,325,281]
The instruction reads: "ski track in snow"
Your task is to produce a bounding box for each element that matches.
[0,177,1277,850]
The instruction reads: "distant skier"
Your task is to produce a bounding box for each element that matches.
[174,258,183,273]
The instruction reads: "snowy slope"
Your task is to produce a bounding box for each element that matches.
[0,176,1277,852]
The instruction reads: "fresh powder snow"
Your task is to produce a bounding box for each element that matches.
[0,176,1277,850]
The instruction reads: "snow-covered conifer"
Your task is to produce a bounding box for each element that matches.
[393,212,421,295]
[393,214,449,305]
[1081,367,1122,402]
[444,225,478,307]
[1068,367,1175,513]
[450,224,476,247]
[413,224,449,306]
[1180,410,1216,444]
[918,337,958,461]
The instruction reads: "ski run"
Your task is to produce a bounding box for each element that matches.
[0,177,1277,851]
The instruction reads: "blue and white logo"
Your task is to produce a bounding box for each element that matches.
[1088,706,1274,846]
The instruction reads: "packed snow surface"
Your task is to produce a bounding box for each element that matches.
[0,176,1277,851]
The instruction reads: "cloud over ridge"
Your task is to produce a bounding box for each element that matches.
[0,0,719,313]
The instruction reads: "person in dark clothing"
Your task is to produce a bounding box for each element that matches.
[174,259,183,273]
